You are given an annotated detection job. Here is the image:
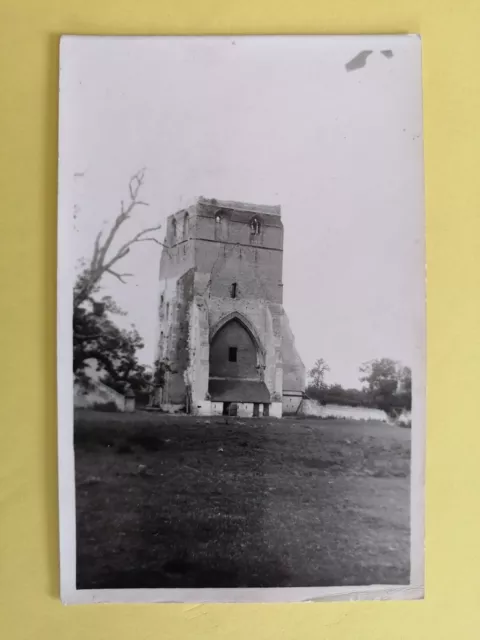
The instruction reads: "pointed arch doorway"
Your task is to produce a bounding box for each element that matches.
[208,314,270,416]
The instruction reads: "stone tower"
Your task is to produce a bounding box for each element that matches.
[156,197,305,417]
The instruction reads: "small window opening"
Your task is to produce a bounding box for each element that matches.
[215,213,221,223]
[231,282,237,298]
[171,218,177,244]
[250,217,260,235]
[183,212,189,240]
[228,347,238,362]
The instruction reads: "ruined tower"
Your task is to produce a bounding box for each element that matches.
[156,197,305,417]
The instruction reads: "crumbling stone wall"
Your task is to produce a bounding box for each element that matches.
[163,269,194,404]
[282,312,306,393]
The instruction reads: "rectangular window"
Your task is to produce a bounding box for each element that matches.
[231,282,237,298]
[228,347,237,362]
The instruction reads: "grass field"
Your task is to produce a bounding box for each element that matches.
[74,410,411,589]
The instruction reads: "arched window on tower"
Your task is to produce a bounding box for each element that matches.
[250,217,261,235]
[171,218,177,245]
[215,213,222,224]
[183,212,189,240]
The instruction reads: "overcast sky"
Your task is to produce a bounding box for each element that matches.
[60,35,424,389]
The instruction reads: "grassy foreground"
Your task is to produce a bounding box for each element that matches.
[74,411,411,589]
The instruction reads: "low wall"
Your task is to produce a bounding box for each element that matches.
[282,394,303,415]
[298,399,389,422]
[395,410,412,426]
[159,403,185,414]
[74,380,126,412]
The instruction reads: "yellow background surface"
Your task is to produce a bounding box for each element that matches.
[1,0,479,638]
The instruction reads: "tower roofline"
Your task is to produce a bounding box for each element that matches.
[197,196,281,216]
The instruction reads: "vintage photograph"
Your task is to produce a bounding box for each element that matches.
[57,35,425,603]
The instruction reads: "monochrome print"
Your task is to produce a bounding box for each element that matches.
[57,35,425,603]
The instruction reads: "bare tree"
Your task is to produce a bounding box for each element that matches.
[74,169,165,310]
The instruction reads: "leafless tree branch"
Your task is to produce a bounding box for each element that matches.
[102,225,164,272]
[74,169,165,309]
[135,237,165,246]
[106,269,134,284]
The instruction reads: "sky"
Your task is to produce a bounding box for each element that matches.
[59,35,424,389]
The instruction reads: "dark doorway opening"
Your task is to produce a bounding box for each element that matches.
[263,403,270,417]
[253,403,260,417]
[228,347,238,362]
[223,402,238,417]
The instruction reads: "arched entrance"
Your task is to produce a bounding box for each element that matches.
[209,318,258,379]
[208,314,270,416]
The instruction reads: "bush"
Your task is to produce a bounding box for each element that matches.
[306,385,374,408]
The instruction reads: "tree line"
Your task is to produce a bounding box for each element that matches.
[307,357,412,417]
